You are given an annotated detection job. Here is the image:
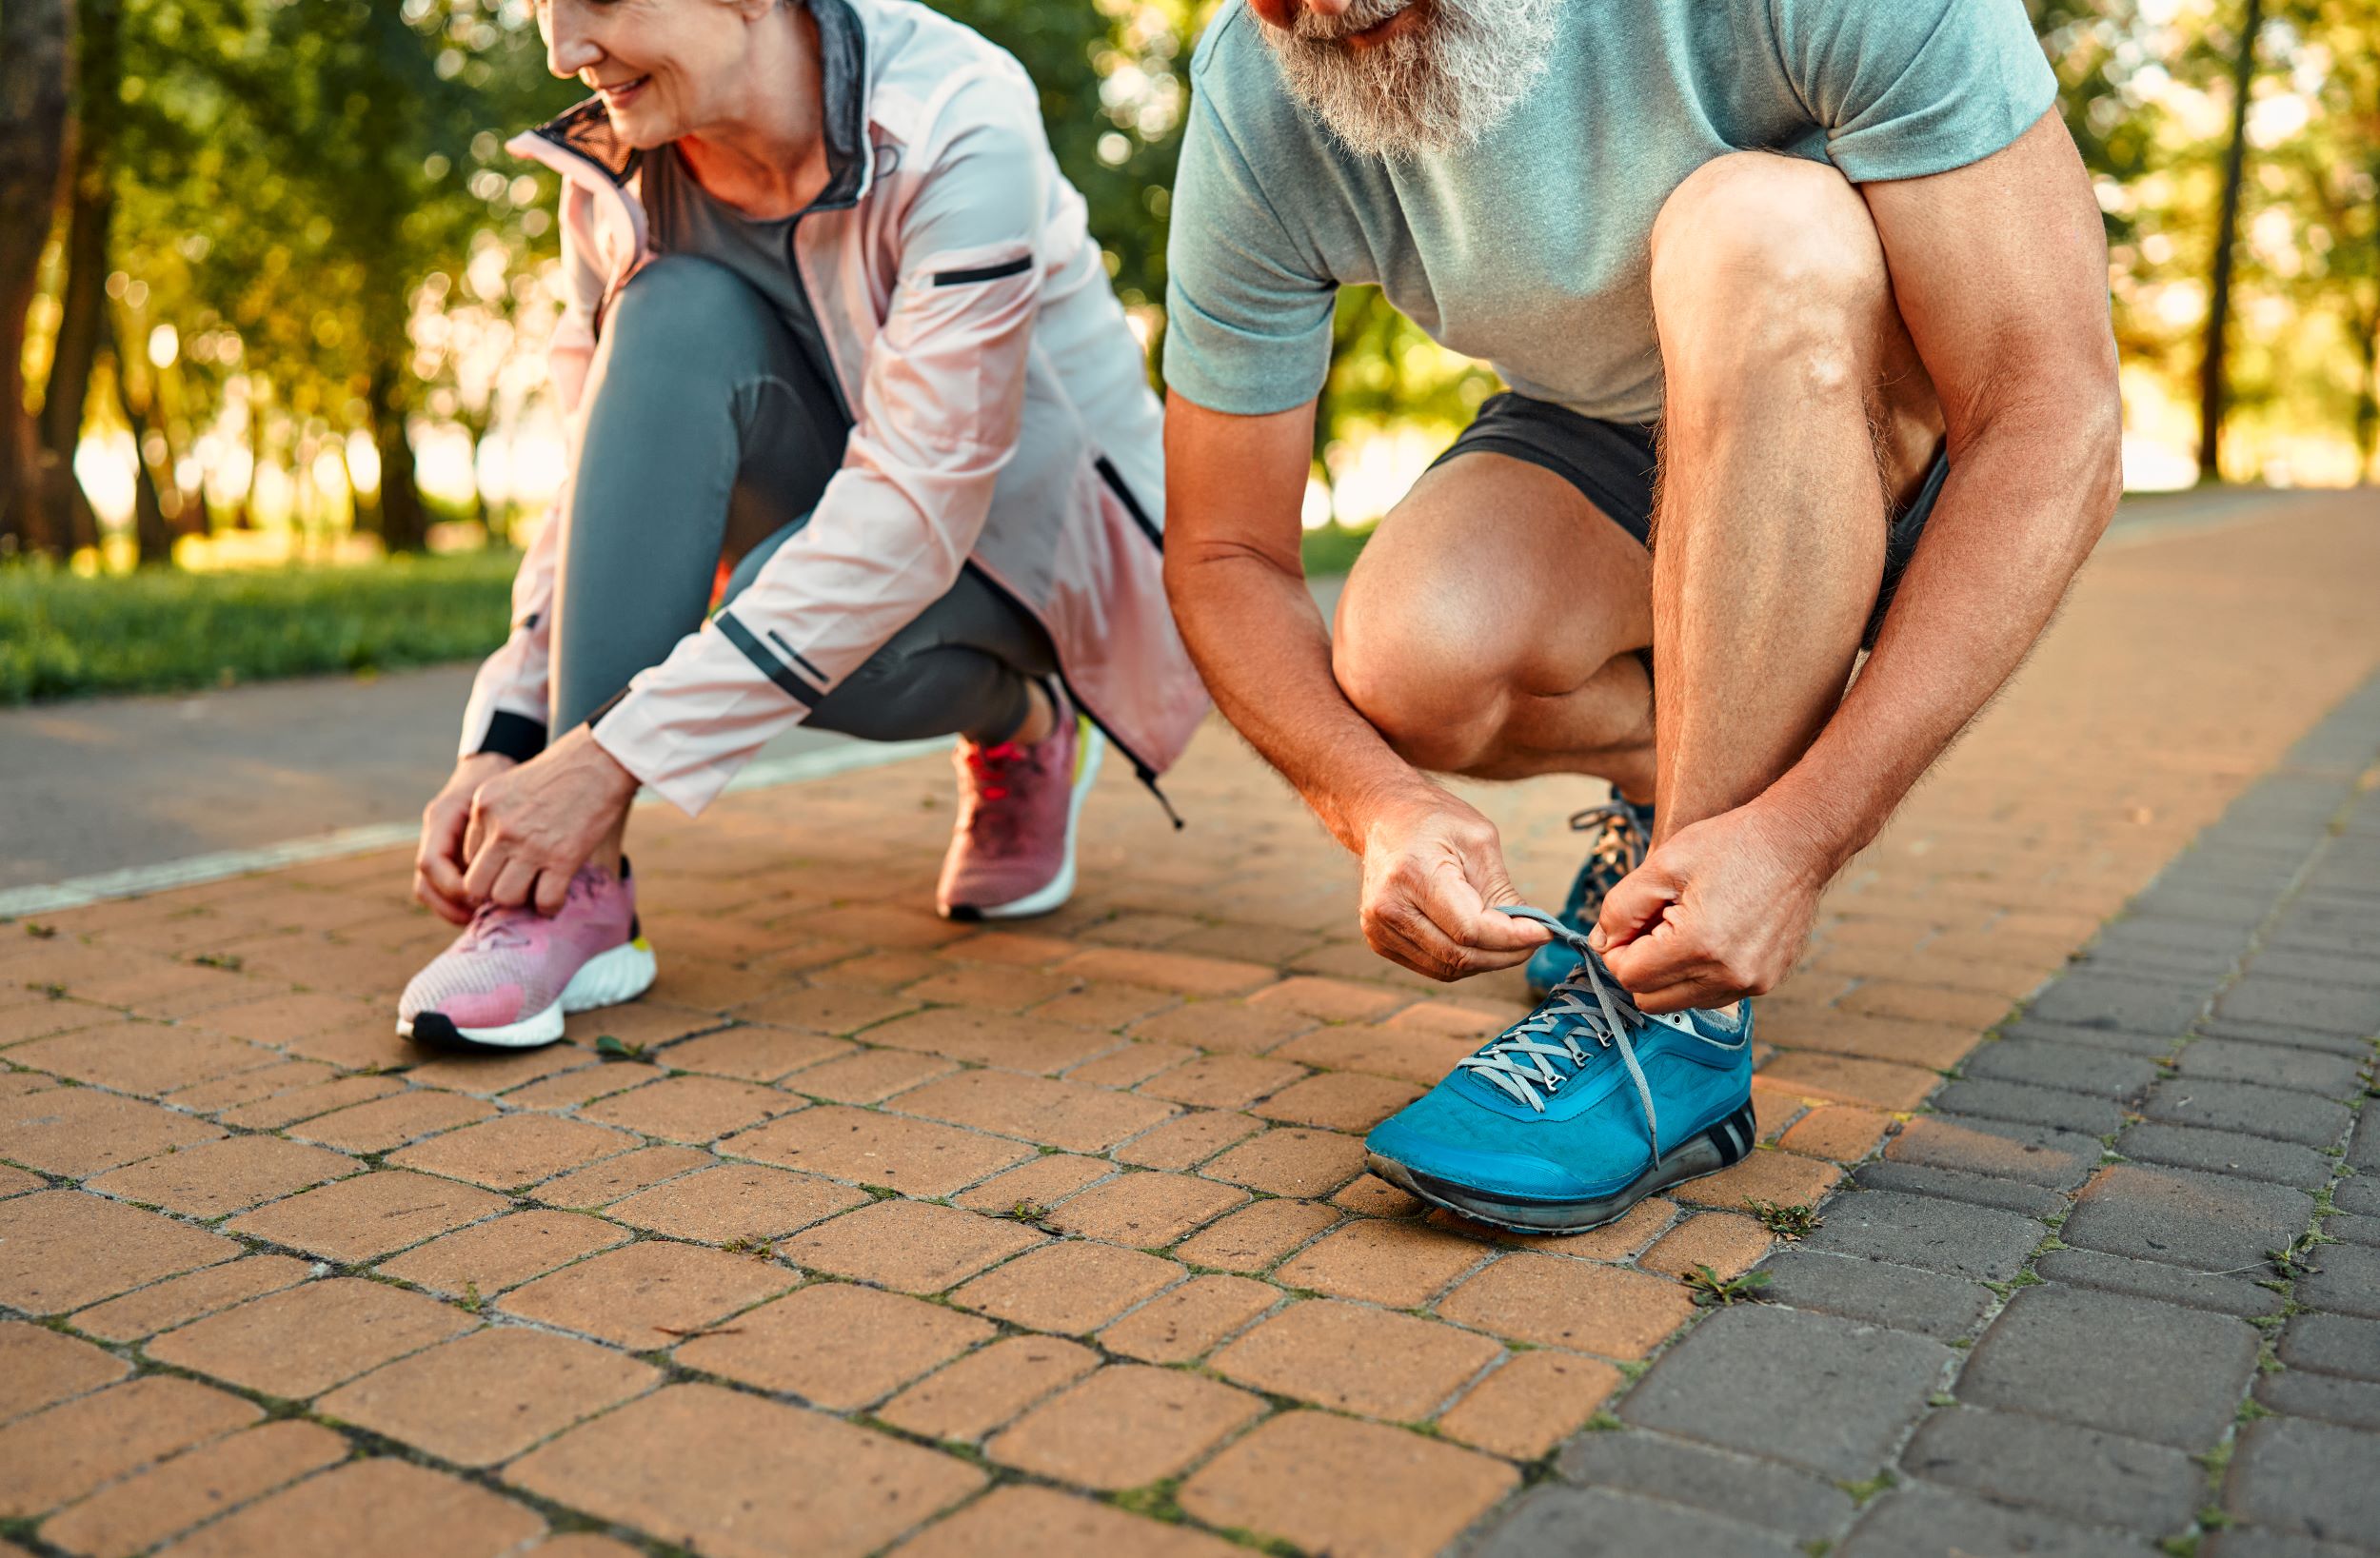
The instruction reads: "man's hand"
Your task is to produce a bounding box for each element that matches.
[416,752,519,925]
[1358,789,1552,981]
[1590,802,1826,1014]
[461,726,639,916]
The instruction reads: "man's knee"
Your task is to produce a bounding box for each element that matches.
[1332,573,1511,772]
[1649,152,1892,393]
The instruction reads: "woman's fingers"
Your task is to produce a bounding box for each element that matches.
[461,827,509,902]
[414,869,472,925]
[488,857,541,910]
[418,802,472,911]
[532,866,574,917]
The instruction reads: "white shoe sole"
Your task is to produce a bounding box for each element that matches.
[398,937,658,1051]
[949,728,1105,921]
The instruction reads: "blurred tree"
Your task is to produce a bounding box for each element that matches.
[2199,0,2265,480]
[2,0,75,557]
[94,0,563,553]
[948,0,1190,314]
[2272,0,2380,475]
[39,0,129,559]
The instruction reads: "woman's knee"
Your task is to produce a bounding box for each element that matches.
[601,256,786,381]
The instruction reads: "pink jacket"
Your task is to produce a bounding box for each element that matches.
[459,0,1206,817]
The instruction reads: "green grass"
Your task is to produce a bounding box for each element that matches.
[0,550,520,704]
[1300,522,1374,577]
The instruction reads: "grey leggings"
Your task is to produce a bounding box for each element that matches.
[548,255,1055,744]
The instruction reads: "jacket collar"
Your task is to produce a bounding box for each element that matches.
[524,0,872,210]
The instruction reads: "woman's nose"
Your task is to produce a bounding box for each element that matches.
[543,11,601,79]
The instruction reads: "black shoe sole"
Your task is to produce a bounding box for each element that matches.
[1366,1098,1758,1234]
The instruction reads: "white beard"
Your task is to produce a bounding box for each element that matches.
[1257,0,1563,160]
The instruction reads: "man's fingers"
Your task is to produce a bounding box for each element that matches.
[1630,976,1735,1016]
[1366,897,1473,981]
[1602,919,1701,995]
[1413,858,1545,956]
[1591,864,1675,953]
[1366,891,1513,982]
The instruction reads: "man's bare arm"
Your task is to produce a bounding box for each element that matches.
[1162,396,1408,849]
[1163,392,1548,977]
[1759,110,2123,873]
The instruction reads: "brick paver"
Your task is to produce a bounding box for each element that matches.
[0,493,2374,1554]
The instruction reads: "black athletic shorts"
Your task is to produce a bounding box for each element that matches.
[1428,390,1952,651]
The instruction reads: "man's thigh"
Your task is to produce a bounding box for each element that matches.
[1332,447,1654,701]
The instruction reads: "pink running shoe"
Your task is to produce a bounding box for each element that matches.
[398,861,656,1050]
[937,687,1105,920]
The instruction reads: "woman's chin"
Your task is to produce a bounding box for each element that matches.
[601,105,678,149]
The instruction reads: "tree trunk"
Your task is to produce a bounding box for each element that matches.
[40,0,124,558]
[0,0,76,556]
[104,330,170,564]
[41,183,111,559]
[367,354,429,553]
[2360,152,2380,484]
[2358,306,2379,483]
[2196,0,2263,485]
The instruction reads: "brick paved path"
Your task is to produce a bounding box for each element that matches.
[1,492,2374,1558]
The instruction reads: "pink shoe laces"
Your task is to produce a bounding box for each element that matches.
[459,869,604,950]
[959,740,1034,857]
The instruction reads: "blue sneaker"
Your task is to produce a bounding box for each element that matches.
[1525,798,1656,999]
[1366,907,1755,1233]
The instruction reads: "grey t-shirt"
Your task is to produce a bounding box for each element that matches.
[645,144,817,347]
[1162,0,2059,424]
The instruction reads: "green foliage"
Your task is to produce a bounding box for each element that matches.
[0,548,516,703]
[1745,1199,1824,1241]
[1299,521,1373,577]
[107,0,570,542]
[945,0,1194,313]
[1835,1470,1897,1508]
[1681,1265,1772,1307]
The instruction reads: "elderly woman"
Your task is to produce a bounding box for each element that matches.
[399,0,1204,1051]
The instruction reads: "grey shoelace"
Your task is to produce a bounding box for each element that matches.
[1456,906,1664,1167]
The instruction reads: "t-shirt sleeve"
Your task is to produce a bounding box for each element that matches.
[1768,0,2058,183]
[1160,68,1339,416]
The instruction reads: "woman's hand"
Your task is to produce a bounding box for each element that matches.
[460,726,641,916]
[416,753,519,925]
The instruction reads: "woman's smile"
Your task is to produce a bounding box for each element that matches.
[591,73,650,110]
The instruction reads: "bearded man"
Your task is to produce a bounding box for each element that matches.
[1160,0,2120,1231]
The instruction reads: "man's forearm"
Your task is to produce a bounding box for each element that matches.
[1167,547,1435,854]
[1760,406,2123,874]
